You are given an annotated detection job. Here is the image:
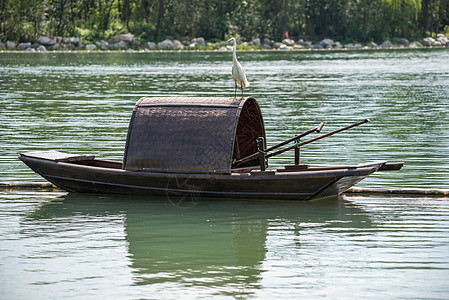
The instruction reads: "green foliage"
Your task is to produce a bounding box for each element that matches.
[128,21,156,41]
[236,44,260,50]
[0,0,46,42]
[0,0,447,43]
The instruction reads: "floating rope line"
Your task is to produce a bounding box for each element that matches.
[0,162,24,173]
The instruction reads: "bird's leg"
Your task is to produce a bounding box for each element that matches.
[234,81,237,99]
[240,86,244,100]
[230,81,238,100]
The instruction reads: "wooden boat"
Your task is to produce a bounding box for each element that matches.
[19,97,403,201]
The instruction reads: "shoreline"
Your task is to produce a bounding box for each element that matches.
[4,34,448,53]
[1,45,448,54]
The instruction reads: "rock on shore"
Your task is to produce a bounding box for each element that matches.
[2,34,449,52]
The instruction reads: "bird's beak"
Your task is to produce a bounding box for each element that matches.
[226,39,232,44]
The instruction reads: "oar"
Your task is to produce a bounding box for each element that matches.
[266,119,371,159]
[264,122,324,154]
[234,122,324,167]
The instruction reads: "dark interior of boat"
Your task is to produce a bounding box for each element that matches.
[71,159,123,169]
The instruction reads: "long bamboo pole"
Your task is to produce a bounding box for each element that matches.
[234,122,324,166]
[266,119,371,159]
[234,119,370,166]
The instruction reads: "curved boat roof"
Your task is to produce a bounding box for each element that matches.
[123,97,266,174]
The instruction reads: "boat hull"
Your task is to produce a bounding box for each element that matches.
[19,153,385,201]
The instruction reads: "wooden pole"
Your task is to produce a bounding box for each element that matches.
[257,137,266,171]
[266,119,371,159]
[234,122,324,167]
[294,145,300,165]
[345,187,449,196]
[265,122,324,154]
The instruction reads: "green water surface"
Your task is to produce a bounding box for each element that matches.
[1,49,448,188]
[1,49,449,299]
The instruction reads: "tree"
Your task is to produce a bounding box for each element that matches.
[1,0,447,44]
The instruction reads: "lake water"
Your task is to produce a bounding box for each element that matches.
[1,49,448,298]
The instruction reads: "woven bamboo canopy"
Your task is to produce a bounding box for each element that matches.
[123,97,266,174]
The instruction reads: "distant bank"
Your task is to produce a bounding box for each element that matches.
[2,34,449,53]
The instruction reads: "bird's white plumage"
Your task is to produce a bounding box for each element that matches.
[227,38,249,89]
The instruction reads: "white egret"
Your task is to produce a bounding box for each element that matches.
[226,37,249,99]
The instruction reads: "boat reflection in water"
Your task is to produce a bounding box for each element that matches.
[26,193,373,295]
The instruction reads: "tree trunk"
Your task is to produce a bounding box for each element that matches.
[156,0,165,38]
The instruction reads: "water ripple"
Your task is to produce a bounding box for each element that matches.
[1,50,448,188]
